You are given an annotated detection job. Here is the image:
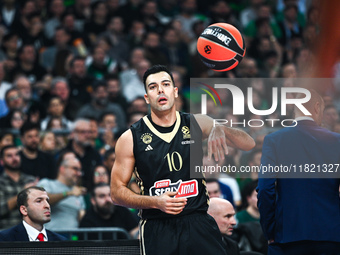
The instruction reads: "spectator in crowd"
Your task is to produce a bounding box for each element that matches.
[0,133,14,150]
[122,59,151,103]
[44,0,65,40]
[45,77,81,121]
[86,45,120,80]
[127,96,149,116]
[39,131,57,155]
[127,20,146,49]
[37,156,87,231]
[206,178,234,206]
[322,105,339,131]
[7,110,27,131]
[0,186,67,241]
[99,16,130,64]
[102,148,115,174]
[80,183,139,239]
[76,82,126,130]
[14,75,45,119]
[0,145,37,229]
[139,0,164,35]
[143,31,168,66]
[84,1,109,45]
[0,33,19,80]
[161,27,189,78]
[92,165,110,186]
[175,0,204,43]
[9,44,47,84]
[277,3,304,49]
[40,96,73,131]
[58,118,102,190]
[40,26,75,73]
[208,198,240,255]
[21,12,47,51]
[127,111,145,128]
[0,0,20,32]
[19,122,56,179]
[65,0,92,30]
[236,180,260,224]
[11,0,37,40]
[106,74,129,116]
[0,88,25,126]
[67,56,93,106]
[0,62,12,102]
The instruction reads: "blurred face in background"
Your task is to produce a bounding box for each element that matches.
[48,98,64,117]
[52,81,70,102]
[40,132,56,152]
[15,77,32,102]
[0,134,14,149]
[11,110,26,129]
[73,120,92,147]
[6,89,24,111]
[93,165,109,184]
[22,128,40,152]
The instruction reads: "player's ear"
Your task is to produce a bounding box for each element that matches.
[174,87,178,98]
[144,94,150,104]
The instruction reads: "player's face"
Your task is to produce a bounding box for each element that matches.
[23,190,51,225]
[215,203,236,236]
[144,71,178,113]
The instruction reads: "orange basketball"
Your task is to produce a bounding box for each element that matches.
[197,23,246,72]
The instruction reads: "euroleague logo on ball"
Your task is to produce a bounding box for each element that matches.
[197,23,246,72]
[204,45,211,54]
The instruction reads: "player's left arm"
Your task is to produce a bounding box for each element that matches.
[194,114,255,160]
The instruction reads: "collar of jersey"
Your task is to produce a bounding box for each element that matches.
[142,111,181,143]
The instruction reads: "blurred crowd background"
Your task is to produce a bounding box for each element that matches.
[0,0,339,252]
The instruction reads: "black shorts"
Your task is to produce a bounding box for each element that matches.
[139,213,227,255]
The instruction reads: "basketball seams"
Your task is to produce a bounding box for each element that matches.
[198,36,241,57]
[209,25,243,49]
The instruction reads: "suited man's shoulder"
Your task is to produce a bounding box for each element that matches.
[0,224,25,241]
[0,223,67,242]
[46,230,68,241]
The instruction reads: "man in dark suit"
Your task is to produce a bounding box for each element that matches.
[257,89,340,255]
[208,197,240,255]
[0,186,66,241]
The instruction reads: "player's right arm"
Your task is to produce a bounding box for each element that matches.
[110,129,187,215]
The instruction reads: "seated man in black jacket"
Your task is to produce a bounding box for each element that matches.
[208,197,240,255]
[80,183,138,239]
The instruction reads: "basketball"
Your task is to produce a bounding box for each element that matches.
[197,23,246,72]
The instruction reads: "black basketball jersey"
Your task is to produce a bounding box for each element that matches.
[131,111,209,219]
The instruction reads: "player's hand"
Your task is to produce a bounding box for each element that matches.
[69,186,87,196]
[208,125,228,161]
[156,191,187,215]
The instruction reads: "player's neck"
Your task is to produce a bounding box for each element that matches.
[150,108,177,127]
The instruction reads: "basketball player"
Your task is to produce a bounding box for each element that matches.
[110,65,255,255]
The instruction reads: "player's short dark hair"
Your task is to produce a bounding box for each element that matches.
[142,65,175,91]
[20,121,40,137]
[17,186,46,216]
